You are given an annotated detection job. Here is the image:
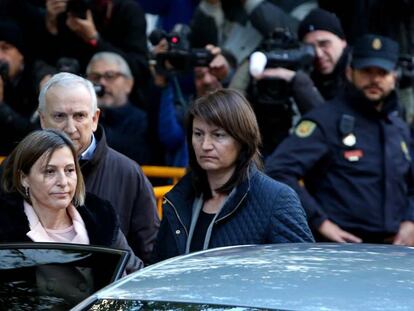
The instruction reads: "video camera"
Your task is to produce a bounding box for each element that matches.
[248,29,315,104]
[149,24,214,73]
[250,29,315,76]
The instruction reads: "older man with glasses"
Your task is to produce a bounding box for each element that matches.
[86,52,151,165]
[38,71,159,265]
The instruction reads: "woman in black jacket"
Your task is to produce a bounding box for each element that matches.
[0,129,142,274]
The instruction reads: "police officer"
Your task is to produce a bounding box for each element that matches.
[265,34,414,245]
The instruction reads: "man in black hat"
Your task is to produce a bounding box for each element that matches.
[266,34,414,245]
[297,8,349,100]
[249,8,347,155]
[0,18,39,156]
[255,8,349,103]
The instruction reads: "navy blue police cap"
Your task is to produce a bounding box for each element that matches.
[351,34,399,72]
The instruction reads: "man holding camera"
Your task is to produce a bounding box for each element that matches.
[266,34,414,246]
[40,0,149,103]
[151,38,229,166]
[0,18,38,156]
[254,8,348,103]
[298,8,349,100]
[86,52,151,165]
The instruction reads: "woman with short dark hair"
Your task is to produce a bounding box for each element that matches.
[0,129,142,274]
[153,89,314,262]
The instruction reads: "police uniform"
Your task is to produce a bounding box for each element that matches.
[265,35,414,242]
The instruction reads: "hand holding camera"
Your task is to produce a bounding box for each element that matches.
[66,9,98,43]
[45,0,98,43]
[206,45,230,82]
[149,24,214,74]
[45,0,69,35]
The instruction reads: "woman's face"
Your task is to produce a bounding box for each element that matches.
[22,146,77,211]
[192,117,241,175]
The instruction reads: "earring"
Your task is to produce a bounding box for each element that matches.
[25,187,29,198]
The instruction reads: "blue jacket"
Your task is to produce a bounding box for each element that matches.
[266,83,414,236]
[152,166,314,262]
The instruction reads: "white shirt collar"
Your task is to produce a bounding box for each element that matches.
[80,134,97,161]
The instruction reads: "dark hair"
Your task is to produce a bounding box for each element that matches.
[1,129,85,206]
[186,89,262,198]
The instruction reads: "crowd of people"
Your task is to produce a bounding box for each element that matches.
[1,0,414,275]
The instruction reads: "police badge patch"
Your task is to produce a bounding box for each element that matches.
[295,120,316,138]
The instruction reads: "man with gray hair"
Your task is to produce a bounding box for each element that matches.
[38,72,159,264]
[86,52,151,164]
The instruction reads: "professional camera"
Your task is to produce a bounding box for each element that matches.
[247,29,316,155]
[66,0,91,19]
[0,60,9,81]
[249,29,315,105]
[250,29,315,76]
[149,24,214,73]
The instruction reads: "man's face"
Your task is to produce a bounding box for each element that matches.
[0,41,24,80]
[347,66,397,102]
[194,67,222,97]
[40,85,100,155]
[303,30,346,75]
[87,60,133,108]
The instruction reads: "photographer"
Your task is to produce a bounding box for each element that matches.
[150,28,230,166]
[38,0,150,105]
[0,18,39,156]
[190,0,298,66]
[297,8,350,100]
[243,29,323,157]
[86,52,152,165]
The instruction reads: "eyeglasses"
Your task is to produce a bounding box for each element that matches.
[87,71,126,82]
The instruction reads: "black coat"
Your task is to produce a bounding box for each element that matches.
[80,126,159,264]
[0,192,118,246]
[0,191,144,272]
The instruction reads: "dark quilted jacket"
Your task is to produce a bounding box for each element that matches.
[152,166,314,262]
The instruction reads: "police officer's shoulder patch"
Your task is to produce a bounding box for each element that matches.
[295,120,316,138]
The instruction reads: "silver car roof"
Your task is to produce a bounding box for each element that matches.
[74,243,414,310]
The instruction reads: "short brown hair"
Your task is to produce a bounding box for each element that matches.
[1,129,86,206]
[186,88,262,198]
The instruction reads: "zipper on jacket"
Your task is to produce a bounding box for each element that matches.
[164,197,189,237]
[214,192,248,224]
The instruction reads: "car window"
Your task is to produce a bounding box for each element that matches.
[0,243,129,310]
[86,299,277,310]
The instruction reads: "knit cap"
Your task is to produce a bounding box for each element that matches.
[298,8,345,41]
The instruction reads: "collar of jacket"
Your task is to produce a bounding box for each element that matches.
[0,192,32,241]
[0,191,117,246]
[79,125,108,176]
[343,81,400,120]
[165,165,257,229]
[77,192,119,246]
